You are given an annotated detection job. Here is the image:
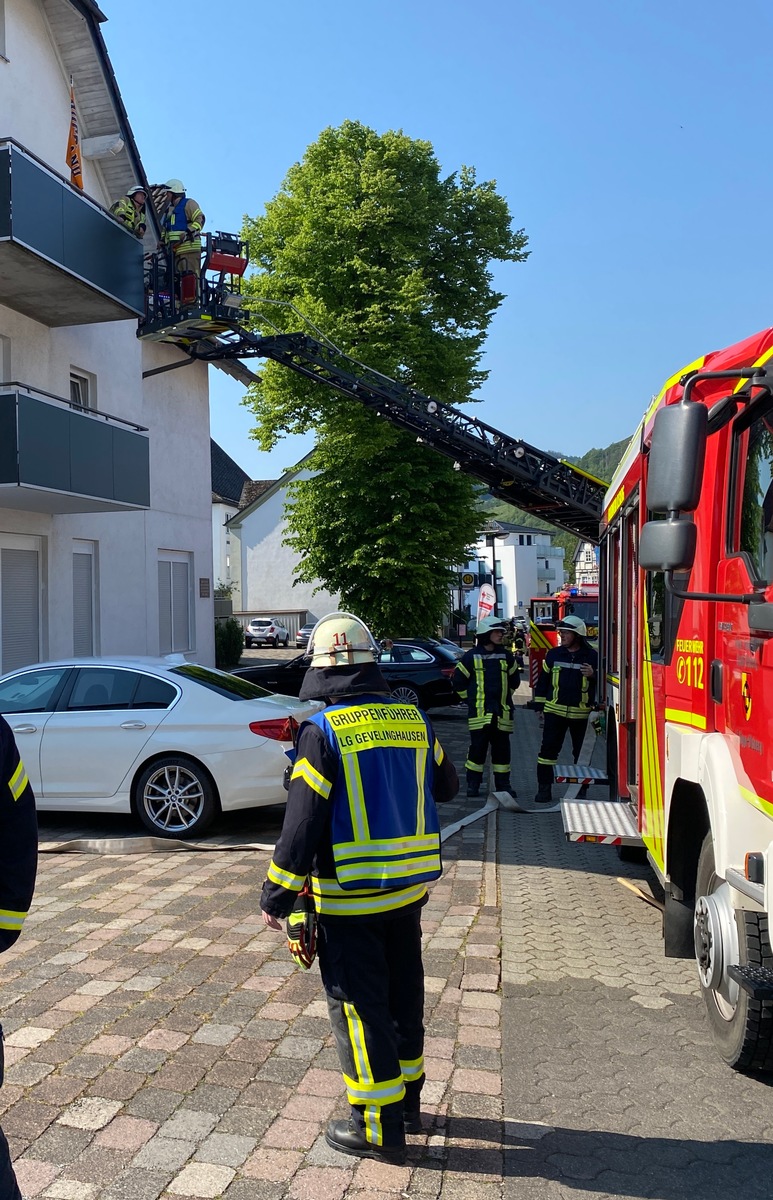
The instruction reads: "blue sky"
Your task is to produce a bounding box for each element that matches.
[103,0,773,480]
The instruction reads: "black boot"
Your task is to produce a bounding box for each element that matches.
[534,788,554,804]
[494,779,517,799]
[404,1104,422,1134]
[325,1119,406,1162]
[466,773,482,798]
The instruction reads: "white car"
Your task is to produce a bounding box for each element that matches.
[244,618,290,648]
[0,657,320,839]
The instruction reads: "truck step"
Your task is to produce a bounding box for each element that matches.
[727,964,773,1001]
[560,799,641,846]
[554,764,609,785]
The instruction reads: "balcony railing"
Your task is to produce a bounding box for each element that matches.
[0,139,144,325]
[0,382,149,514]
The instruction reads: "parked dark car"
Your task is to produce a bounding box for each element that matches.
[232,642,460,710]
[393,636,464,659]
[295,622,316,650]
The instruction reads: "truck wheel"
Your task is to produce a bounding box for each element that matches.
[694,832,773,1071]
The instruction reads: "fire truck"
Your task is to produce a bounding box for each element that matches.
[139,250,773,1070]
[528,586,600,692]
[561,325,773,1071]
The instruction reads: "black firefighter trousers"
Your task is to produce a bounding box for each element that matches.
[317,906,425,1149]
[536,711,588,794]
[465,720,512,789]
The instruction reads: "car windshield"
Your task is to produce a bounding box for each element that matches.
[171,664,273,700]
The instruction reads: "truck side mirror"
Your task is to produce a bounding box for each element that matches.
[646,402,707,513]
[639,516,697,573]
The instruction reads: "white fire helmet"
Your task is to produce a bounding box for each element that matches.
[308,612,380,668]
[476,616,510,638]
[557,615,587,638]
[164,178,185,193]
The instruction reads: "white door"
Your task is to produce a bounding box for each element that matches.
[39,667,176,806]
[0,667,72,795]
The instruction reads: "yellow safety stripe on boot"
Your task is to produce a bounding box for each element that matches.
[491,762,510,773]
[9,759,28,801]
[0,908,26,932]
[537,755,558,766]
[290,757,332,799]
[343,1001,381,1146]
[465,760,485,773]
[267,860,307,891]
[399,1055,424,1082]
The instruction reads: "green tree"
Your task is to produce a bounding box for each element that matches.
[241,120,528,635]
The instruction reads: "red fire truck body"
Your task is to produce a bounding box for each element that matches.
[528,587,600,691]
[570,324,773,1070]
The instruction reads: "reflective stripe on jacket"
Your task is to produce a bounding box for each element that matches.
[452,647,519,731]
[0,715,38,953]
[534,643,598,718]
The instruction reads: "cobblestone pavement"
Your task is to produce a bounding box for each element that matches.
[3,696,772,1198]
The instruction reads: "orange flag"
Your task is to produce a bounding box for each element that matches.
[66,79,83,190]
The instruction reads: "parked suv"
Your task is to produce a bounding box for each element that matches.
[244,618,290,648]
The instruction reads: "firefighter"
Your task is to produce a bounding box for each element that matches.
[259,612,458,1163]
[533,614,597,803]
[109,185,147,239]
[159,179,205,301]
[0,715,38,1200]
[452,616,521,799]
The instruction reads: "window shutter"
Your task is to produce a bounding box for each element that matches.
[1,548,39,672]
[158,560,172,654]
[73,552,93,656]
[172,561,190,651]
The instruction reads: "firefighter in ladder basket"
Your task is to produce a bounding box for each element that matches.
[259,612,458,1163]
[159,179,205,304]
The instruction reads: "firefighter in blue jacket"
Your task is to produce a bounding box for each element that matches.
[260,612,458,1163]
[0,715,38,1200]
[452,616,521,798]
[533,614,597,803]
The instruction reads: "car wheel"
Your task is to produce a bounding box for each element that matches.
[282,636,289,647]
[245,638,253,649]
[133,756,218,839]
[390,684,420,706]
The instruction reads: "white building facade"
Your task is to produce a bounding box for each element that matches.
[226,459,340,638]
[0,1,215,670]
[456,522,565,626]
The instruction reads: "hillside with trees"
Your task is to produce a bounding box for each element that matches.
[482,435,631,582]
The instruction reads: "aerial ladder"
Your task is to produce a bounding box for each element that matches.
[139,237,607,543]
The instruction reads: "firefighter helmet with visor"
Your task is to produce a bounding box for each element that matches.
[557,615,587,638]
[164,179,185,193]
[308,612,379,668]
[476,616,510,638]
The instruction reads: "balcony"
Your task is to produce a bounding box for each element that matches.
[0,140,144,325]
[0,385,149,514]
[537,566,557,582]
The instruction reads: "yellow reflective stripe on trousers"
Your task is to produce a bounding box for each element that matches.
[267,860,307,891]
[310,878,427,916]
[343,1002,381,1145]
[291,757,332,799]
[9,759,28,801]
[0,908,26,931]
[400,1055,424,1082]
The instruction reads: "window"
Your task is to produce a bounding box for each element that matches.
[0,333,10,381]
[170,664,272,700]
[73,541,97,656]
[0,539,40,673]
[158,552,192,654]
[494,559,502,578]
[527,535,532,546]
[734,406,773,584]
[70,369,96,410]
[518,535,524,545]
[0,668,70,715]
[0,0,7,60]
[67,668,137,711]
[132,674,177,709]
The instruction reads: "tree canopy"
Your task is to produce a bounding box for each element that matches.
[241,120,528,635]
